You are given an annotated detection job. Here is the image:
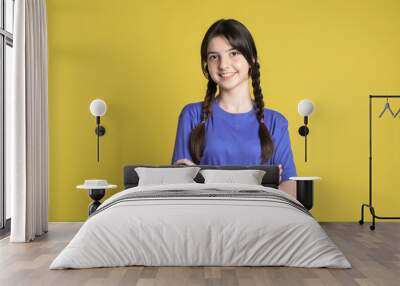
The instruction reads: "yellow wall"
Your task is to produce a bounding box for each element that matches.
[47,0,400,221]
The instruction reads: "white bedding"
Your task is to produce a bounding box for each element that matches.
[50,183,351,269]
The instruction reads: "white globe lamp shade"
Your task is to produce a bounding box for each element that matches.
[90,99,107,117]
[298,99,314,117]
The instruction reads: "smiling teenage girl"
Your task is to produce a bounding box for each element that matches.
[171,19,297,196]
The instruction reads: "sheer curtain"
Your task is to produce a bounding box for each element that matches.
[8,0,48,242]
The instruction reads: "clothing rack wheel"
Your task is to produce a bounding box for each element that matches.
[359,204,376,230]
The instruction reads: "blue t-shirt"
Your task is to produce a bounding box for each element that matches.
[171,99,297,181]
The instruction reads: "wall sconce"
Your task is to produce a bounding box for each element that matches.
[89,99,107,162]
[297,99,314,162]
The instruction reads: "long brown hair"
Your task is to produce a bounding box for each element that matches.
[190,19,273,164]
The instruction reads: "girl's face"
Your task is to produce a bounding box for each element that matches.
[206,36,251,93]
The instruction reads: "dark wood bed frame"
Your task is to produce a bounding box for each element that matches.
[124,165,280,189]
[123,165,314,210]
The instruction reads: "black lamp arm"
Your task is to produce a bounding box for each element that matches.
[94,116,106,162]
[298,116,310,162]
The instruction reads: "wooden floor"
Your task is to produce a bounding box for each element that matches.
[0,222,399,286]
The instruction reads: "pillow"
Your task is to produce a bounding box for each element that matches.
[200,169,266,185]
[135,167,201,186]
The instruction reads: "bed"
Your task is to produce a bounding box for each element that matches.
[50,165,351,269]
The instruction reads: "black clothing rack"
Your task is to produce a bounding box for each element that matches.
[359,95,400,230]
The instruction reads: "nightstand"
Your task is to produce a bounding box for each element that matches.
[289,176,321,210]
[77,180,117,215]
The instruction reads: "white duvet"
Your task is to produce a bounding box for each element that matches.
[50,183,351,269]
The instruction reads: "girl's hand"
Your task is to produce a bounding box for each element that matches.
[174,158,196,166]
[278,164,283,182]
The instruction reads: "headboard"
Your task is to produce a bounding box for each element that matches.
[124,165,280,189]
